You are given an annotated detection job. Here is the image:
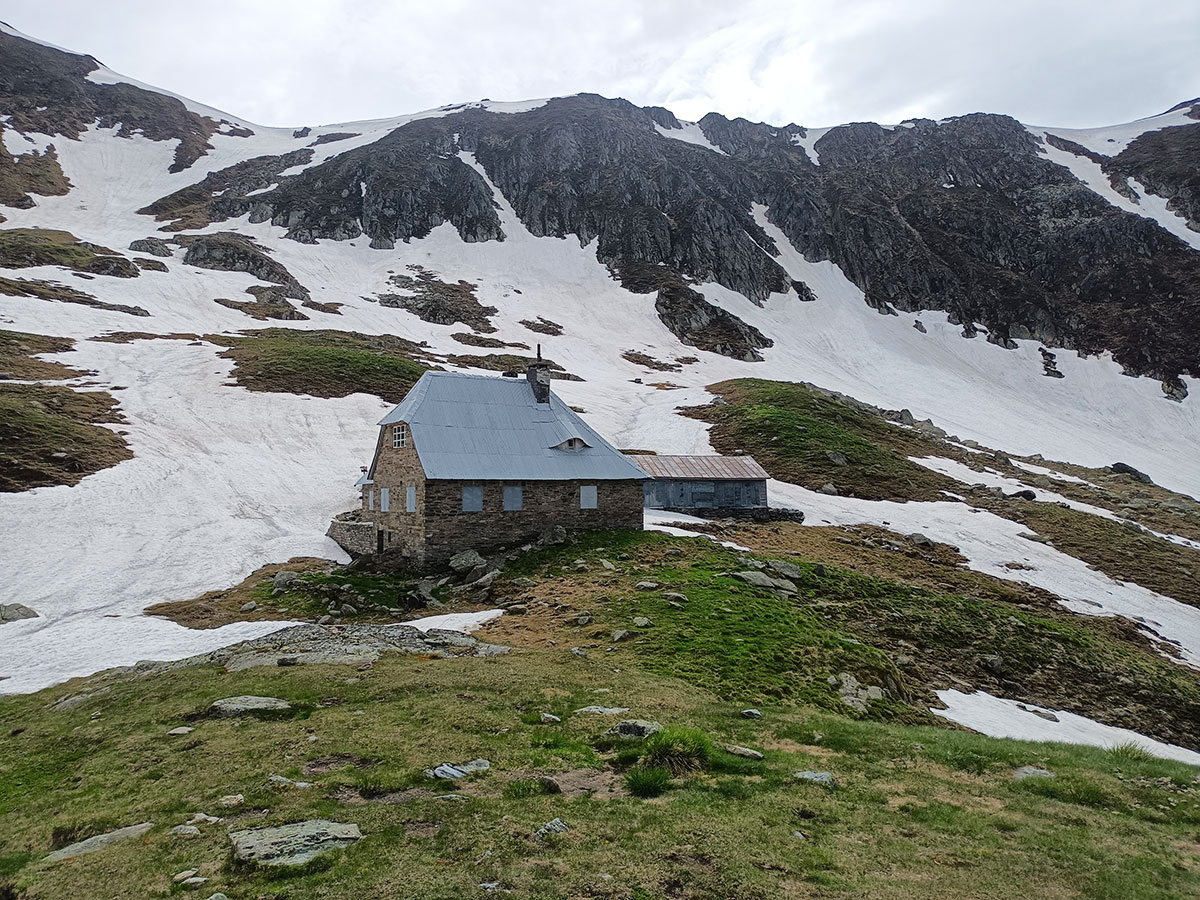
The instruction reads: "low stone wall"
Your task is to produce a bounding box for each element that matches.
[326,517,376,557]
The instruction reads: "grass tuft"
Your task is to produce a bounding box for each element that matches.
[625,766,672,798]
[642,726,714,775]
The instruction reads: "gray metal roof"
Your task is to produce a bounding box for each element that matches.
[633,454,770,481]
[376,371,649,481]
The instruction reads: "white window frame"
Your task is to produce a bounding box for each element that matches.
[380,487,390,512]
[580,484,598,509]
[503,484,523,511]
[393,423,408,449]
[462,484,483,512]
[406,484,417,512]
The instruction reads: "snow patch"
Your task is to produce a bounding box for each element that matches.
[654,121,725,154]
[932,689,1200,766]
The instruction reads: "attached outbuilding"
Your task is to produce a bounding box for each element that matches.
[328,360,648,566]
[634,454,770,512]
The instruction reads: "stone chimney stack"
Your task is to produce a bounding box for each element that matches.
[526,344,551,403]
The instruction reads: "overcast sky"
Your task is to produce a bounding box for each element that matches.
[4,0,1197,129]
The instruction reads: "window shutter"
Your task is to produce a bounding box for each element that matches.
[580,484,598,509]
[380,487,390,512]
[406,485,416,512]
[368,489,375,511]
[503,484,523,511]
[462,485,483,512]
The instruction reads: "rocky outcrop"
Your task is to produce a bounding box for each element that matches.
[229,820,361,867]
[376,266,497,332]
[137,148,315,230]
[177,232,308,300]
[0,602,38,623]
[0,29,238,175]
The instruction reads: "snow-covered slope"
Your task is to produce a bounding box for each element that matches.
[1,27,1199,708]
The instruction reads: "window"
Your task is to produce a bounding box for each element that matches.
[380,487,390,512]
[392,423,408,449]
[552,437,590,451]
[368,489,375,511]
[503,484,523,511]
[580,484,597,509]
[406,484,416,512]
[462,484,483,512]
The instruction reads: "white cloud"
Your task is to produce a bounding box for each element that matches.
[2,0,1196,128]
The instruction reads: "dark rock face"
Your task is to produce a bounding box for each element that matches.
[177,233,308,300]
[7,21,1197,380]
[0,30,238,175]
[376,266,497,333]
[138,149,315,230]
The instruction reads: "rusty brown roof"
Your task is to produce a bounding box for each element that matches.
[631,454,770,481]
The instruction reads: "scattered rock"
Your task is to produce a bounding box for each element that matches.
[209,696,292,717]
[172,869,200,883]
[425,758,491,780]
[510,577,537,588]
[0,603,38,623]
[793,771,838,788]
[167,726,195,736]
[229,819,362,867]
[449,549,486,573]
[635,581,660,591]
[272,570,301,594]
[1110,462,1154,484]
[575,705,630,715]
[599,559,616,571]
[506,604,528,616]
[662,592,687,602]
[535,818,569,839]
[540,712,561,724]
[189,812,222,825]
[908,532,934,549]
[44,822,153,862]
[766,559,803,580]
[725,745,764,760]
[170,825,201,837]
[740,708,762,719]
[605,720,662,740]
[825,450,849,467]
[734,570,797,593]
[574,613,594,626]
[610,630,635,643]
[218,793,244,808]
[819,483,839,496]
[240,600,258,613]
[1013,766,1054,781]
[631,616,653,628]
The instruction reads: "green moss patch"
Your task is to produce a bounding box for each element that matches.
[0,329,80,380]
[686,378,958,501]
[0,228,139,277]
[208,329,434,404]
[0,383,131,491]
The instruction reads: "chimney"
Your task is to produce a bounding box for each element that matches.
[526,344,551,403]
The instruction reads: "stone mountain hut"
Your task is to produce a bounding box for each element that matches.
[327,360,648,566]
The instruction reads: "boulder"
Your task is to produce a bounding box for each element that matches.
[1110,462,1153,484]
[229,819,362,867]
[631,617,653,628]
[908,532,934,549]
[725,744,764,760]
[44,822,153,862]
[0,603,38,623]
[819,483,839,496]
[218,794,244,808]
[740,708,762,719]
[535,818,569,839]
[734,570,796,593]
[272,570,301,594]
[610,629,635,643]
[605,719,662,740]
[635,581,660,591]
[449,549,486,574]
[167,726,194,736]
[793,771,838,788]
[766,559,803,580]
[240,600,258,613]
[575,705,630,715]
[425,758,490,780]
[540,713,561,724]
[209,696,292,717]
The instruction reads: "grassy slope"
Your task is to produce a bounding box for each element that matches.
[690,378,1200,609]
[3,597,1199,900]
[208,329,433,405]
